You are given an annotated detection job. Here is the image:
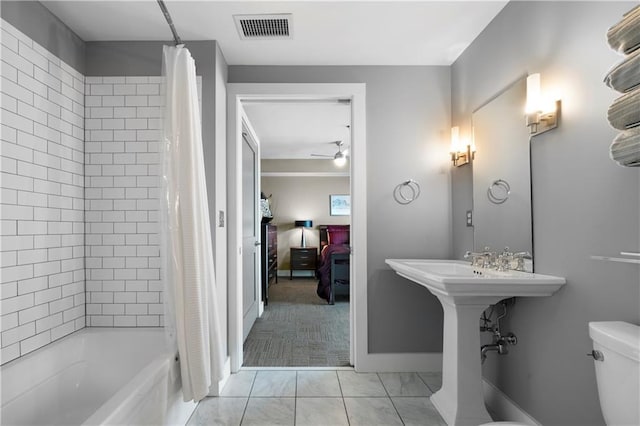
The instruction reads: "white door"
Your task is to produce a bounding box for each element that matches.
[241,124,260,341]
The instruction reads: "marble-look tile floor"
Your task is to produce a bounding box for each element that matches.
[187,370,446,425]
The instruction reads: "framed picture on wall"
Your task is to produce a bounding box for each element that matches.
[330,194,351,216]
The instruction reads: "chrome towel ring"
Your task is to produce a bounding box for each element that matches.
[487,179,511,204]
[393,179,421,205]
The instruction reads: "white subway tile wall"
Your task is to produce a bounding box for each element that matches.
[84,76,164,328]
[1,18,205,364]
[84,76,201,328]
[1,20,85,365]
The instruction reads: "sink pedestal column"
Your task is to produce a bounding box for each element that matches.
[430,296,494,426]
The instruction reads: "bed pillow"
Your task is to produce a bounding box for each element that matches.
[327,226,350,245]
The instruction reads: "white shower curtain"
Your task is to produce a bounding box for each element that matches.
[160,45,224,402]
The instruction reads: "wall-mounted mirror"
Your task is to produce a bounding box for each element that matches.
[472,77,534,270]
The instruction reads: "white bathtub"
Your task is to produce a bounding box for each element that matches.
[0,328,197,425]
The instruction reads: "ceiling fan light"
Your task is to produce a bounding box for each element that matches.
[334,154,347,167]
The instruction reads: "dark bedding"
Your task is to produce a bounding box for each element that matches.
[316,243,350,302]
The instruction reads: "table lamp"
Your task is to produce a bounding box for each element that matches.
[294,220,313,247]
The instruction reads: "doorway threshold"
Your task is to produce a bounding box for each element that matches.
[241,366,354,371]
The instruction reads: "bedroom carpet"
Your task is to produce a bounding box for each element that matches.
[242,279,350,367]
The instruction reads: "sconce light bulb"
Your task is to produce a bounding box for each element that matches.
[450,126,460,152]
[526,73,542,114]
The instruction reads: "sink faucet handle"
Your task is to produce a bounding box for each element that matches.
[513,251,532,259]
[511,251,532,271]
[464,250,485,267]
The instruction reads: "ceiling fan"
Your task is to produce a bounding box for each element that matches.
[310,141,349,166]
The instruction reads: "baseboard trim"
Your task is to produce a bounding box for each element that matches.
[355,352,443,373]
[483,378,542,426]
[209,357,231,397]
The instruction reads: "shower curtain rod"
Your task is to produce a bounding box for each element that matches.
[157,0,183,46]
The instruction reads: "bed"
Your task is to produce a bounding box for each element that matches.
[316,225,351,305]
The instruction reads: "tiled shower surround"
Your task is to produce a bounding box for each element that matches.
[84,76,164,328]
[1,20,203,365]
[1,20,86,364]
[83,77,200,328]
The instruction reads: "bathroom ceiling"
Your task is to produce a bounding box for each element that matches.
[42,1,507,160]
[43,1,509,66]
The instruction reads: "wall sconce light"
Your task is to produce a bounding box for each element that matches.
[525,73,561,136]
[450,126,475,167]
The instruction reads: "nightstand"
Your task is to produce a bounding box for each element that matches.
[290,247,318,279]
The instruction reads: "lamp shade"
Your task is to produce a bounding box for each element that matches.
[295,220,312,247]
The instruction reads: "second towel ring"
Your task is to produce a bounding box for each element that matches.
[394,179,421,205]
[487,179,511,204]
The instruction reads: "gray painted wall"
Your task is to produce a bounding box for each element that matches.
[213,43,228,362]
[230,66,450,353]
[0,1,85,73]
[451,2,639,424]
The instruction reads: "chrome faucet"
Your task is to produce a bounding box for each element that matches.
[481,247,496,269]
[465,247,532,272]
[496,247,513,271]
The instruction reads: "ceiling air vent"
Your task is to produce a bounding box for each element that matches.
[234,14,293,40]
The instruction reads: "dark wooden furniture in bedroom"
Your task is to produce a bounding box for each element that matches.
[318,225,351,305]
[261,223,277,305]
[290,247,318,279]
[328,252,349,305]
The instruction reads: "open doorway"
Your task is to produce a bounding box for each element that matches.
[242,99,351,367]
[226,83,367,373]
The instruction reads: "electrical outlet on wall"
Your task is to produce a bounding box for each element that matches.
[466,210,473,227]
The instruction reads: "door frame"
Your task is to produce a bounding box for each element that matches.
[226,83,367,372]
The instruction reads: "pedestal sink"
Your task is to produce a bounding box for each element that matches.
[385,259,565,426]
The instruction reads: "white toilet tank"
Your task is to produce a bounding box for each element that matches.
[588,321,640,426]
